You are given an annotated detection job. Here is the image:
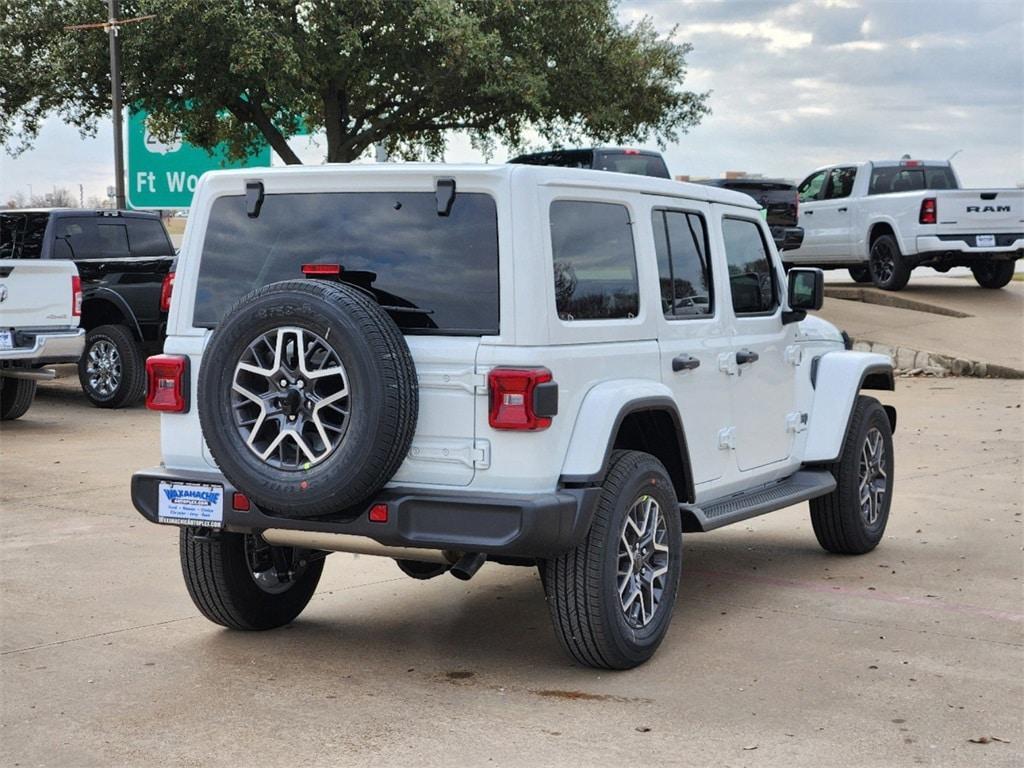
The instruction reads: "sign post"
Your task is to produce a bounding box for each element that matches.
[126,108,271,209]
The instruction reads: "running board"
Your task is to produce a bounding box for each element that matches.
[680,469,836,532]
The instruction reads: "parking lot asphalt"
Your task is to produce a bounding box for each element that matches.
[1,376,1022,767]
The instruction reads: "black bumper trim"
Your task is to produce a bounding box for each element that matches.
[131,467,601,558]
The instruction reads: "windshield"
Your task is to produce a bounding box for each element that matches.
[0,212,50,259]
[194,191,500,335]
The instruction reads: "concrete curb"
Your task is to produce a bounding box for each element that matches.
[850,339,1024,379]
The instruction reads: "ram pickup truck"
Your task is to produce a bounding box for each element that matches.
[785,159,1022,290]
[0,209,175,407]
[0,258,84,420]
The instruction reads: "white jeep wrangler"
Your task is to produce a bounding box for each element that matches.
[131,164,896,669]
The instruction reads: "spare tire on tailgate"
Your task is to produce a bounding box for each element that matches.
[198,279,418,519]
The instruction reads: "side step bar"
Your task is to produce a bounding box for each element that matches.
[680,469,836,533]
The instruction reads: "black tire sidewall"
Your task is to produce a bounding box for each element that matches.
[869,235,911,291]
[0,377,36,420]
[78,324,144,408]
[836,398,894,550]
[971,261,1015,289]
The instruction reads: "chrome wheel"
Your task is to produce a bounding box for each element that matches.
[231,326,350,470]
[870,240,895,283]
[244,535,309,594]
[617,495,671,629]
[85,339,122,396]
[859,427,888,526]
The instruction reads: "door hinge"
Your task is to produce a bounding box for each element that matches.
[416,368,487,395]
[407,439,490,469]
[785,345,803,366]
[718,426,737,450]
[718,352,739,376]
[786,412,808,433]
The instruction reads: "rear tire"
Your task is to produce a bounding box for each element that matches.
[541,450,682,669]
[395,559,450,580]
[868,234,911,291]
[971,261,1015,289]
[848,265,872,283]
[810,396,894,555]
[0,377,37,421]
[180,527,324,630]
[78,324,145,408]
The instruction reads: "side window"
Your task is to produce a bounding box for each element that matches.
[824,167,857,199]
[722,218,777,315]
[550,200,638,321]
[126,219,172,257]
[652,209,712,318]
[53,217,101,260]
[798,170,827,203]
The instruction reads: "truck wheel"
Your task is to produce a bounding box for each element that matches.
[198,280,418,519]
[810,395,894,555]
[78,324,145,408]
[541,450,682,669]
[395,559,451,580]
[0,377,37,421]
[179,527,324,630]
[971,261,1015,289]
[848,265,872,283]
[868,235,911,291]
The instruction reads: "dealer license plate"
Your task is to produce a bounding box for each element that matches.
[0,330,13,350]
[977,234,996,248]
[158,482,224,528]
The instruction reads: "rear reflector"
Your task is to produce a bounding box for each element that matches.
[232,492,251,511]
[919,197,937,225]
[72,275,82,317]
[488,367,555,430]
[302,264,342,276]
[145,354,189,412]
[368,503,389,523]
[160,272,175,312]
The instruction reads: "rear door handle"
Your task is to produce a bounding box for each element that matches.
[672,354,701,372]
[736,349,759,365]
[837,207,848,213]
[804,210,813,215]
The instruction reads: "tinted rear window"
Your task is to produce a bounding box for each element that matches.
[595,152,670,179]
[0,213,50,259]
[194,192,499,334]
[869,165,958,194]
[126,218,173,257]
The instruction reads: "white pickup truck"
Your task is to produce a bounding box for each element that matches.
[0,258,85,420]
[784,159,1023,290]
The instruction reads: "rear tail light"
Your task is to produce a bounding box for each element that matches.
[919,197,937,225]
[302,263,342,276]
[71,275,82,317]
[145,354,190,412]
[160,272,175,312]
[488,367,557,431]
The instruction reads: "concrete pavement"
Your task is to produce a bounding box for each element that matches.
[1,377,1022,767]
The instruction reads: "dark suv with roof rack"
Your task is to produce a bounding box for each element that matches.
[509,147,671,179]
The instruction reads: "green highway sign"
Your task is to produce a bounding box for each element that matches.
[126,108,271,209]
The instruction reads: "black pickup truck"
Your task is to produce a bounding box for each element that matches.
[0,209,175,407]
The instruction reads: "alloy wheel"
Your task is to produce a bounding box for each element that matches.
[858,427,888,526]
[871,241,895,283]
[85,339,122,396]
[617,494,671,628]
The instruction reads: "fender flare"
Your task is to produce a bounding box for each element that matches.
[81,287,144,341]
[804,351,894,463]
[559,379,695,503]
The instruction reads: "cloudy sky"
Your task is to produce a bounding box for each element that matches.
[2,0,1022,204]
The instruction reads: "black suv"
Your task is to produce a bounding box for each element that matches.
[509,147,671,179]
[695,178,799,228]
[0,209,175,407]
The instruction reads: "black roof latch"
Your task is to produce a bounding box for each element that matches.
[435,177,456,217]
[246,180,265,218]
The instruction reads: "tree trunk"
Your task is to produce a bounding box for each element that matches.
[231,98,302,165]
[323,82,358,163]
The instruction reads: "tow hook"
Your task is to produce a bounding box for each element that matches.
[449,552,487,581]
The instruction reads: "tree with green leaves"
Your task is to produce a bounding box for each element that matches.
[1,0,708,164]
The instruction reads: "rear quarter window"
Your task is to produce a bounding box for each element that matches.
[193,191,500,335]
[0,213,49,259]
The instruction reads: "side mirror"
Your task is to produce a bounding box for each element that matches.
[772,226,804,252]
[787,268,824,315]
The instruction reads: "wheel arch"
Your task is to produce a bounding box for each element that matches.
[866,218,906,258]
[804,351,895,463]
[560,382,695,504]
[81,289,144,340]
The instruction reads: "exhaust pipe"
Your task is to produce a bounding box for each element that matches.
[449,552,487,581]
[261,529,454,565]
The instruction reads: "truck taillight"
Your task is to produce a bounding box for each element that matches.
[919,197,937,225]
[71,275,82,317]
[160,272,175,312]
[488,367,557,431]
[146,355,189,412]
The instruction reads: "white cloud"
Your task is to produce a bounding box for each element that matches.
[678,20,813,53]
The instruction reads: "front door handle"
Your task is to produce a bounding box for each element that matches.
[804,209,814,215]
[837,206,848,213]
[736,349,759,365]
[672,354,701,372]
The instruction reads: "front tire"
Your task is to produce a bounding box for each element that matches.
[848,265,872,283]
[541,450,682,669]
[78,324,145,408]
[810,396,894,555]
[971,261,1015,289]
[868,235,911,291]
[0,377,37,421]
[180,527,324,630]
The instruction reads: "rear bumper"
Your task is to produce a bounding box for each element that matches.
[131,466,601,559]
[0,327,84,364]
[915,235,1023,259]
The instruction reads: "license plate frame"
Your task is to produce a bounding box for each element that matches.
[157,481,224,528]
[976,234,996,248]
[0,330,13,351]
